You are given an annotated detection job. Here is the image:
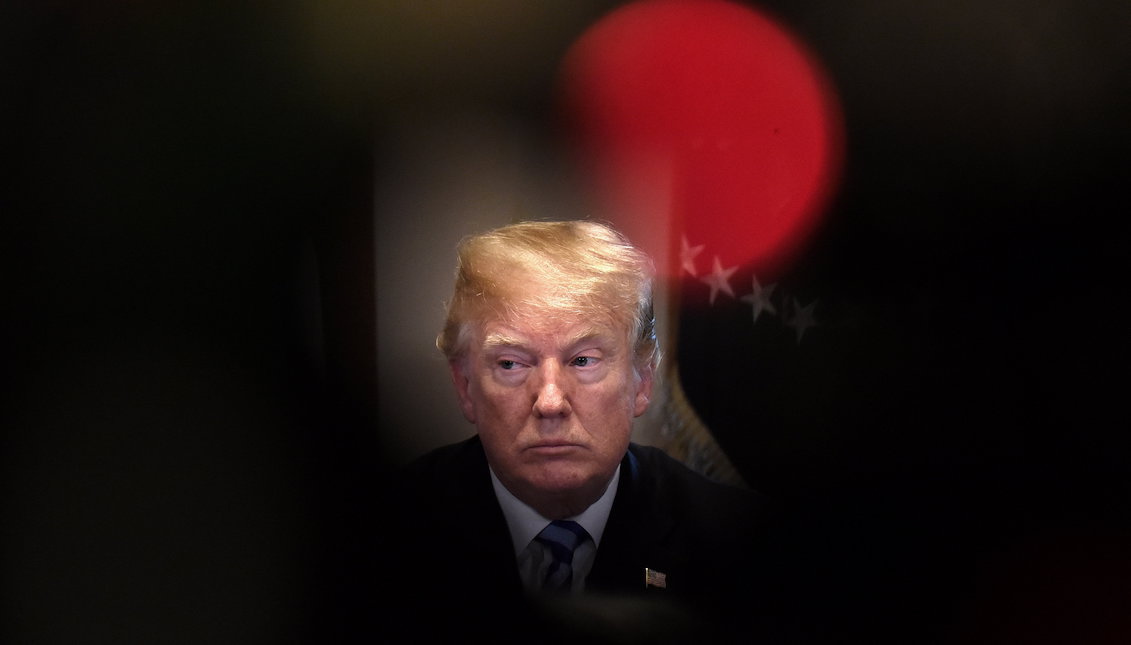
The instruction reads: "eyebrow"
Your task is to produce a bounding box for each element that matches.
[482,333,527,350]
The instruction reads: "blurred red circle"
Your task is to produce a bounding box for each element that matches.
[556,0,844,279]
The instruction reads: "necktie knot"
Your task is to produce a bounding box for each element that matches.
[533,520,591,591]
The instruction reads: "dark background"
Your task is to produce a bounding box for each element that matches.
[3,1,1129,643]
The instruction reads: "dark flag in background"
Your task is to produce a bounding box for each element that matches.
[554,0,844,488]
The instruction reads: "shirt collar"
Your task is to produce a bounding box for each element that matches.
[489,464,620,557]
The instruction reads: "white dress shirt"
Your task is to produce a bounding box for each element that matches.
[489,465,619,593]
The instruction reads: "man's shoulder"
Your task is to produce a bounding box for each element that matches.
[383,435,502,542]
[624,441,773,536]
[402,434,484,470]
[393,434,488,497]
[627,443,759,499]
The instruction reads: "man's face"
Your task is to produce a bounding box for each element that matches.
[451,311,653,517]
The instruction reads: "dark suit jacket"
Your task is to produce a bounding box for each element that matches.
[379,436,775,643]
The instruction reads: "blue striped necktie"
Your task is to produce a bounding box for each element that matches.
[534,520,591,591]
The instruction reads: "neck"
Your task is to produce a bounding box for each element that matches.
[502,474,613,520]
[526,495,595,521]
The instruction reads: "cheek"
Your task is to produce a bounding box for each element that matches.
[580,381,638,432]
[474,383,531,425]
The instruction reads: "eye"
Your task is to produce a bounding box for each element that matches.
[571,356,596,367]
[498,360,518,370]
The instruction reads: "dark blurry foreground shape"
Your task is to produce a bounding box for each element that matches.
[2,2,380,643]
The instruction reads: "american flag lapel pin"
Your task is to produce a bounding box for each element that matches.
[644,568,667,589]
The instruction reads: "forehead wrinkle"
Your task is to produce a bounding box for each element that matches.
[562,329,617,352]
[480,324,622,356]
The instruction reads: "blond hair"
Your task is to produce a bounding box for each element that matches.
[437,219,660,372]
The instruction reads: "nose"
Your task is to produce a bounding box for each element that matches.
[532,362,571,418]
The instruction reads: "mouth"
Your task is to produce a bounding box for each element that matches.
[525,442,583,456]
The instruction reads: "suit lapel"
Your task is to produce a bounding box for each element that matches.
[441,437,524,594]
[587,448,678,594]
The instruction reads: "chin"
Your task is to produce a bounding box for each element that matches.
[527,465,594,494]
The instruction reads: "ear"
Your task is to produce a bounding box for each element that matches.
[450,359,477,424]
[633,362,654,417]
